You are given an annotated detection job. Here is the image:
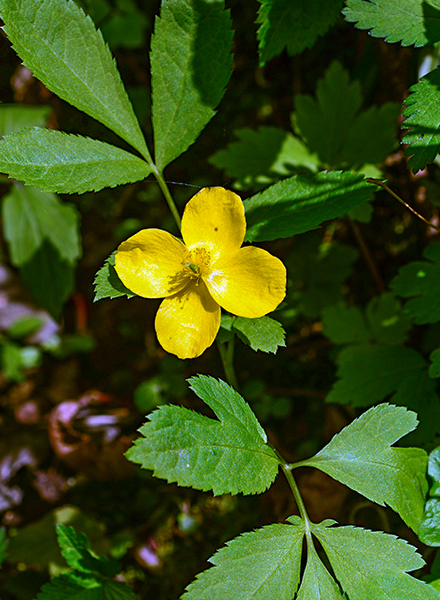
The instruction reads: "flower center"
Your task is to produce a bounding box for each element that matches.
[182,247,211,283]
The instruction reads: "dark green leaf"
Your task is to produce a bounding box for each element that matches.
[232,316,286,353]
[343,0,440,46]
[403,67,440,172]
[0,128,151,194]
[243,171,375,242]
[257,0,344,66]
[430,347,440,377]
[183,517,304,599]
[301,404,427,532]
[0,528,7,566]
[0,0,149,157]
[36,574,136,600]
[2,183,81,267]
[209,126,318,190]
[390,241,440,324]
[151,0,233,169]
[93,251,136,302]
[322,303,370,345]
[126,375,280,495]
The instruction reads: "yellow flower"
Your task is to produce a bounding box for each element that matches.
[115,187,286,359]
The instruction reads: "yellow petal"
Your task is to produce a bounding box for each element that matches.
[155,281,221,359]
[181,187,246,261]
[115,229,188,298]
[204,246,286,318]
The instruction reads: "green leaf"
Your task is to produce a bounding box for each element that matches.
[0,0,149,157]
[209,126,319,190]
[294,61,400,168]
[430,347,440,377]
[2,183,81,267]
[0,128,151,194]
[37,573,136,600]
[0,528,7,566]
[0,104,51,137]
[326,344,426,407]
[57,525,120,577]
[312,521,440,600]
[232,316,286,353]
[93,251,136,301]
[322,303,370,345]
[418,447,440,546]
[19,241,75,320]
[296,542,345,600]
[390,241,440,323]
[126,375,280,495]
[1,341,24,381]
[243,170,375,242]
[256,0,344,66]
[7,316,44,340]
[151,0,233,169]
[343,0,440,47]
[403,67,440,171]
[183,517,304,600]
[300,404,428,531]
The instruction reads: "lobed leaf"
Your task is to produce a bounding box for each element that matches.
[256,0,344,66]
[0,128,151,194]
[0,0,149,157]
[312,521,440,600]
[151,0,233,169]
[300,404,428,531]
[243,171,375,242]
[93,251,136,302]
[126,375,280,495]
[344,0,440,47]
[183,517,304,599]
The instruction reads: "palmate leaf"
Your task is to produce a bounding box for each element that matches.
[151,0,233,170]
[183,516,304,600]
[125,375,280,495]
[2,183,81,267]
[403,68,440,172]
[243,171,375,242]
[312,521,440,600]
[343,0,440,47]
[0,128,151,194]
[299,404,428,532]
[0,0,149,157]
[256,0,344,66]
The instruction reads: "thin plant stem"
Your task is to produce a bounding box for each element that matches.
[217,337,239,390]
[282,464,311,524]
[152,166,182,231]
[348,216,386,294]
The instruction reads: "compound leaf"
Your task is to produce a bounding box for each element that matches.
[232,316,286,354]
[2,183,81,267]
[0,0,149,157]
[93,252,136,302]
[312,521,440,600]
[151,0,233,169]
[403,68,440,172]
[390,241,440,323]
[126,376,280,495]
[300,404,428,531]
[183,517,304,600]
[0,128,151,194]
[243,171,375,242]
[343,0,440,47]
[256,0,344,66]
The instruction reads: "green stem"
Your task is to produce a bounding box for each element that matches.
[152,166,182,231]
[217,337,239,390]
[282,464,311,524]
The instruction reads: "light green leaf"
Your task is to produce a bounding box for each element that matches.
[313,521,440,600]
[326,344,426,407]
[151,0,233,169]
[256,0,344,66]
[0,104,51,137]
[93,251,136,302]
[0,128,151,194]
[232,316,286,353]
[403,67,440,172]
[300,404,428,532]
[343,0,440,47]
[209,126,319,190]
[243,171,375,242]
[183,517,304,600]
[390,241,440,323]
[0,0,149,157]
[418,447,440,546]
[296,542,345,600]
[2,183,81,266]
[57,525,119,577]
[126,375,280,495]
